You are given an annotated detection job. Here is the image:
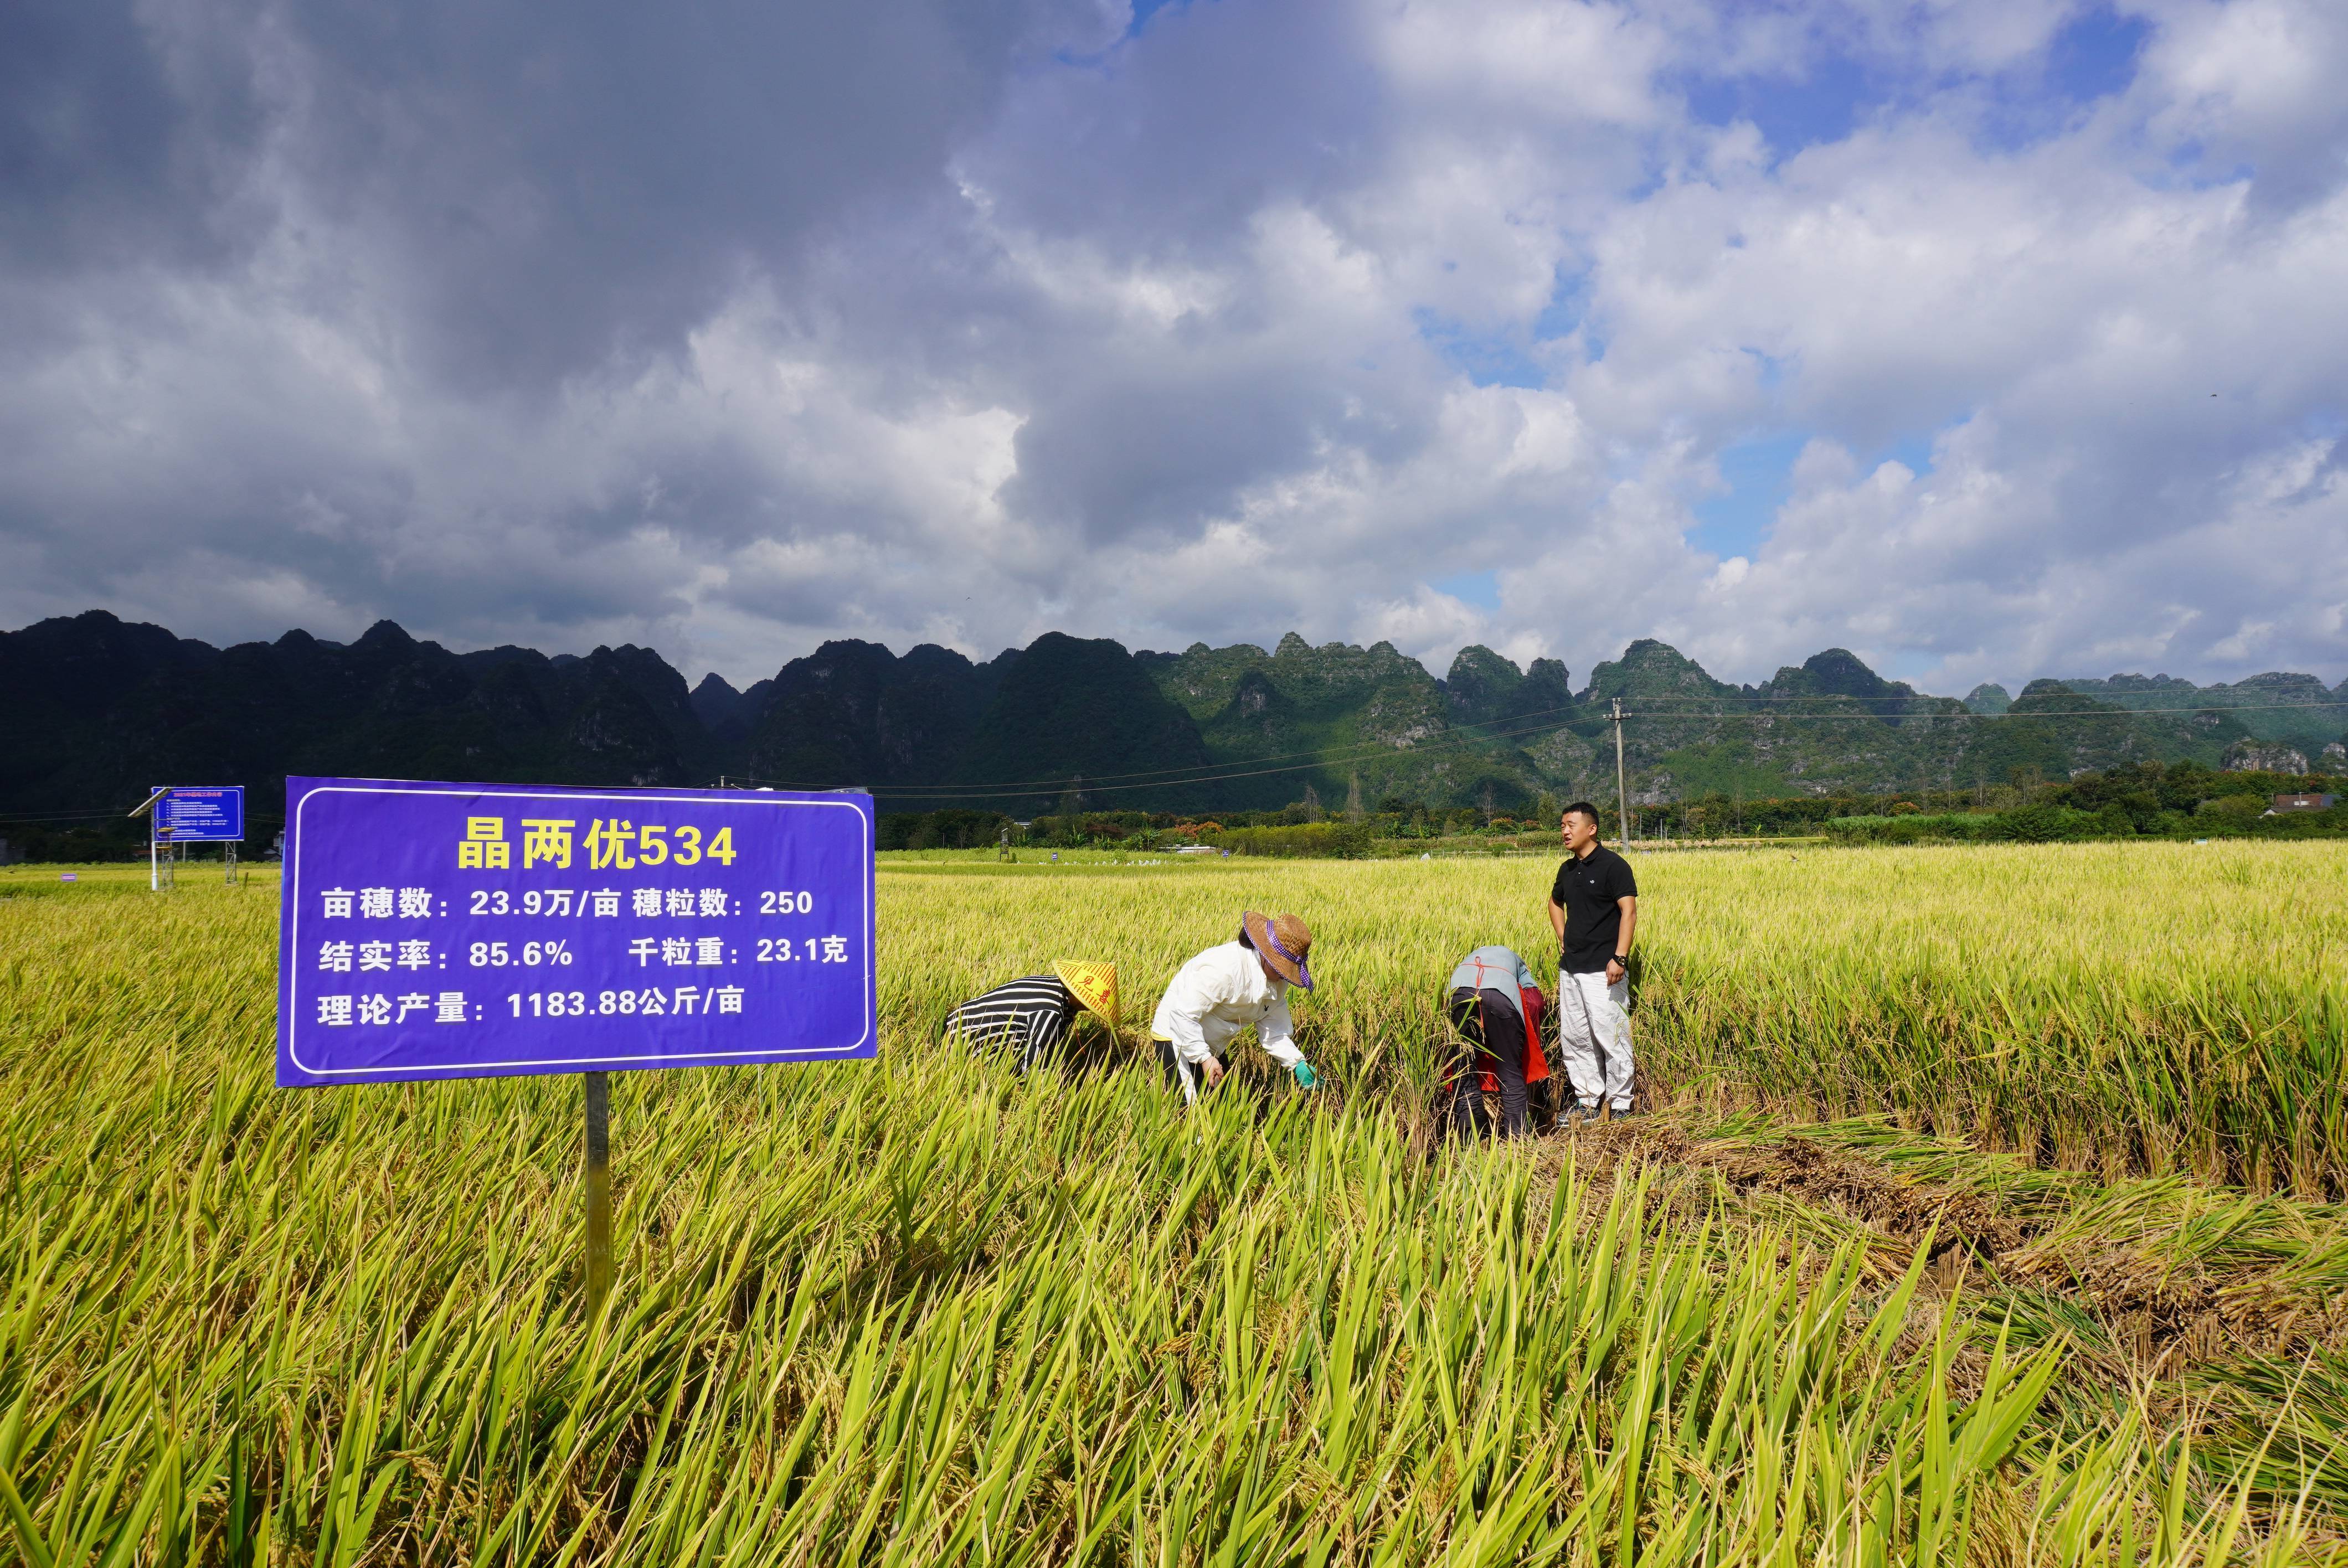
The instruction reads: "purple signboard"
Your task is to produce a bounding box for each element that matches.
[277,777,874,1086]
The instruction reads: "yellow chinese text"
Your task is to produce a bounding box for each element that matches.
[585,818,635,870]
[458,816,510,869]
[521,818,575,869]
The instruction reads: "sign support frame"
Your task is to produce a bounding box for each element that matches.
[129,787,171,892]
[583,1071,612,1323]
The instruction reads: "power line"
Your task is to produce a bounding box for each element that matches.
[1615,698,2348,712]
[7,684,2335,822]
[0,807,158,823]
[725,706,1619,800]
[5,695,2332,822]
[725,697,2345,803]
[722,700,1603,793]
[1542,698,2346,728]
[1575,703,2347,720]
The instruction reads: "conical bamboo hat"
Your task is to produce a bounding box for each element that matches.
[1052,960,1119,1029]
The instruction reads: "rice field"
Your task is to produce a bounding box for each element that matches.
[3,842,2347,1565]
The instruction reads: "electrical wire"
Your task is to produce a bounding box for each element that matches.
[4,699,2333,819]
[723,698,2347,802]
[0,807,158,824]
[723,706,1595,795]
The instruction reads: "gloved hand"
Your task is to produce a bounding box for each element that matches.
[1291,1061,1319,1089]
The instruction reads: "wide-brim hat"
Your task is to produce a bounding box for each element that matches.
[1052,960,1119,1031]
[1240,911,1314,991]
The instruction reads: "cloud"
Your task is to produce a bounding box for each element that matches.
[2,0,2346,695]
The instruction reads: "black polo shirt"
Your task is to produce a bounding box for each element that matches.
[1551,845,1637,973]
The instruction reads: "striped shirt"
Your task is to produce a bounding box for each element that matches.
[942,975,1081,1071]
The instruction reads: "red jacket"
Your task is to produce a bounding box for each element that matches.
[1473,984,1549,1089]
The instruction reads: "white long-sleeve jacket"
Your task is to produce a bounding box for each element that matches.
[1151,941,1305,1077]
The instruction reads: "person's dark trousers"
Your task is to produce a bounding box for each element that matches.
[1445,986,1530,1139]
[1155,1035,1227,1098]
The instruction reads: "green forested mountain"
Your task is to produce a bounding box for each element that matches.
[2053,670,2345,764]
[1135,636,2342,813]
[3,610,2342,851]
[1561,643,2277,804]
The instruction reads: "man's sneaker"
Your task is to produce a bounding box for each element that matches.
[1608,1102,1637,1118]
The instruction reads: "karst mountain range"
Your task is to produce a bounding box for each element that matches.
[4,609,2342,822]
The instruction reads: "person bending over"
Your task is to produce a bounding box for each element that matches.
[1149,911,1321,1102]
[1444,943,1551,1139]
[942,961,1119,1072]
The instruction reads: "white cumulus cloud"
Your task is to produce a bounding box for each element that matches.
[1,0,2344,695]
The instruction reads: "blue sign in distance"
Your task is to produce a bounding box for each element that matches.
[276,777,876,1087]
[154,785,245,843]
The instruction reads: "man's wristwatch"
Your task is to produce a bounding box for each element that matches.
[1612,954,1629,966]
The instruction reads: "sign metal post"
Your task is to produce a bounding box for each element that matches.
[130,788,172,891]
[583,1071,612,1319]
[276,776,877,1318]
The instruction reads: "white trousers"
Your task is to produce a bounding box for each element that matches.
[1555,969,1634,1111]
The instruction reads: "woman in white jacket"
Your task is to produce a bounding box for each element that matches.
[1149,910,1321,1102]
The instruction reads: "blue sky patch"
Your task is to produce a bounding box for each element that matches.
[1527,267,1608,365]
[1682,5,2148,163]
[1432,569,1501,612]
[1414,309,1547,389]
[1695,429,1948,559]
[1971,5,2150,151]
[1124,0,1193,39]
[2046,5,2149,104]
[1692,432,1809,558]
[1875,434,1934,478]
[1682,51,1879,159]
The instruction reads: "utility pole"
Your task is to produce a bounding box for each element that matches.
[1606,698,1633,844]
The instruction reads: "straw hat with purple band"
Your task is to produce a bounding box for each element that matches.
[1240,911,1314,991]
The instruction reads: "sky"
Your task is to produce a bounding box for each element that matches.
[4,0,2347,696]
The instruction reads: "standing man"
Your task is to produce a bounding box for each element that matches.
[1149,911,1321,1102]
[1547,802,1638,1120]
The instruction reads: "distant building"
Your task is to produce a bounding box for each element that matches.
[2272,793,2337,813]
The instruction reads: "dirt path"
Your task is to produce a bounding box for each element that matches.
[1534,1113,2348,1379]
